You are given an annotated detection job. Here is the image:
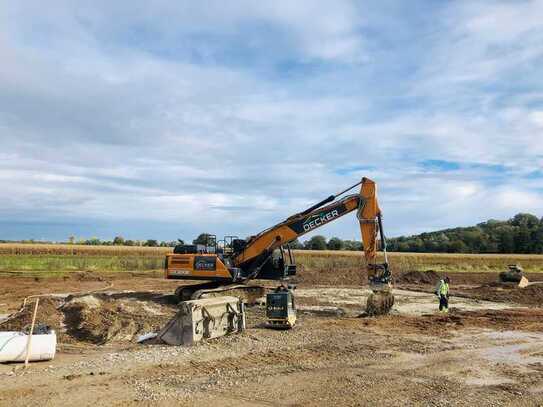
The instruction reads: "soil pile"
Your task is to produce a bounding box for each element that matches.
[0,297,64,336]
[296,265,366,286]
[461,283,543,306]
[62,294,177,344]
[1,293,178,345]
[396,270,441,285]
[74,271,106,282]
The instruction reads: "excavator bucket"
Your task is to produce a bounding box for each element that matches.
[366,290,394,316]
[517,276,530,288]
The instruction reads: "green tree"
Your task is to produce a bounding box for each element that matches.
[449,240,468,253]
[343,240,363,251]
[512,213,540,229]
[387,213,543,254]
[288,239,304,249]
[407,238,424,252]
[327,237,344,250]
[193,233,214,245]
[305,235,327,250]
[514,228,532,253]
[396,241,410,252]
[534,221,543,254]
[497,226,516,253]
[145,239,158,247]
[113,236,125,246]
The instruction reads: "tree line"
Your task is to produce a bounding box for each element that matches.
[4,213,542,254]
[190,233,360,251]
[387,213,543,254]
[291,213,543,253]
[69,236,179,247]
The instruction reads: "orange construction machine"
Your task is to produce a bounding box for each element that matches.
[165,177,394,315]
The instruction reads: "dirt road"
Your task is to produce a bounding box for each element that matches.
[1,272,543,406]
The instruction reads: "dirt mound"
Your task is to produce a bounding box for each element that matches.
[295,265,366,286]
[74,271,106,282]
[396,270,441,285]
[460,283,543,306]
[0,297,65,338]
[62,294,177,344]
[1,292,178,345]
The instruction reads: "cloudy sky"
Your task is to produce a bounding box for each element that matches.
[1,1,542,242]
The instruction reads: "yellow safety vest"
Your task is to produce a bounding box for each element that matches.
[439,281,449,296]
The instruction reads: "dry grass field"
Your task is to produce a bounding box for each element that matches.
[295,250,543,275]
[0,243,170,256]
[0,243,542,274]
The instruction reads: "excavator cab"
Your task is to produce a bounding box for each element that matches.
[257,245,297,280]
[166,232,297,302]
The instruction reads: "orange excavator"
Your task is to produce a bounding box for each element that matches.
[164,177,394,315]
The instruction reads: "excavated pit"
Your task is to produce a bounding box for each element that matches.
[1,282,540,347]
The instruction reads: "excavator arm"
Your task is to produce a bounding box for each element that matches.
[233,178,393,301]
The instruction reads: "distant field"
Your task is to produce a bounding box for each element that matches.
[0,244,169,273]
[0,243,170,256]
[0,243,542,274]
[294,250,543,274]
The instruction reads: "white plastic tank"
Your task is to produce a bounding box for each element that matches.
[0,330,57,363]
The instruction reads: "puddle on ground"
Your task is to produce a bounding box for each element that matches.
[464,376,515,386]
[477,331,543,366]
[295,288,520,316]
[484,330,543,342]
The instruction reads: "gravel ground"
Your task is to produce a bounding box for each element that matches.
[2,273,543,405]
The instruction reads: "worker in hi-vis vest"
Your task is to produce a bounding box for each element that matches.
[435,276,450,313]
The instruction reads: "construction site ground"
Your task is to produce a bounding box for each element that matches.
[2,270,543,406]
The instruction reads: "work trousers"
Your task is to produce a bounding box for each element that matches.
[439,294,448,311]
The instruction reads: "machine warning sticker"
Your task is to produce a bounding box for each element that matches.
[194,256,217,271]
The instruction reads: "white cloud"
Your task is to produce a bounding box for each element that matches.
[495,189,543,212]
[0,1,542,240]
[529,111,543,127]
